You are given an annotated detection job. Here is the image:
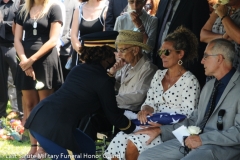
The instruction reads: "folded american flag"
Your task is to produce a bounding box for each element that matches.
[131,112,186,126]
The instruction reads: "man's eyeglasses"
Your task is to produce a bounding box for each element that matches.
[158,49,181,56]
[128,0,145,5]
[203,53,225,60]
[117,46,134,53]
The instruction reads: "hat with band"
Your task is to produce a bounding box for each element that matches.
[80,31,119,48]
[115,30,151,51]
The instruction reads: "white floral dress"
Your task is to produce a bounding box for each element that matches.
[104,70,200,160]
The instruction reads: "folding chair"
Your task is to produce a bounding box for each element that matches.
[81,113,116,159]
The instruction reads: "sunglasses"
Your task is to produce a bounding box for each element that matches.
[158,49,181,56]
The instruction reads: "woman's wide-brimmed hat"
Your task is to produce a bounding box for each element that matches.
[115,30,151,51]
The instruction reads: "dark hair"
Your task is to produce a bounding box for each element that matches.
[79,45,116,64]
[164,26,198,69]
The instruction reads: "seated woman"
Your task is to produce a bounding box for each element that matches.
[104,26,201,160]
[23,31,137,159]
[79,30,157,140]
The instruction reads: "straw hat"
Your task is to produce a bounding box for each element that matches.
[115,30,151,51]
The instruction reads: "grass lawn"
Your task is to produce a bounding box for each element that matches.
[0,139,33,160]
[0,103,105,160]
[0,102,51,160]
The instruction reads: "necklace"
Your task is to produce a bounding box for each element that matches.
[166,70,183,89]
[31,8,43,36]
[167,76,180,89]
[32,18,39,36]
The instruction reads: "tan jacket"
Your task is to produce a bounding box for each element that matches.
[115,55,158,111]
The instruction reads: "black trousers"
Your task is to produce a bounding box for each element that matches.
[0,45,22,117]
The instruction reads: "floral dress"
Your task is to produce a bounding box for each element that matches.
[212,8,240,71]
[104,70,200,160]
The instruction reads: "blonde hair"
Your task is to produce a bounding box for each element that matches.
[20,0,53,21]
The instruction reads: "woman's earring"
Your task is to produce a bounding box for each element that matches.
[178,60,183,65]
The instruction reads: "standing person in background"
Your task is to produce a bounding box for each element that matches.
[154,0,210,88]
[200,0,240,71]
[58,0,79,80]
[114,0,158,59]
[0,0,21,118]
[14,0,63,158]
[105,0,128,31]
[70,0,108,67]
[144,0,160,16]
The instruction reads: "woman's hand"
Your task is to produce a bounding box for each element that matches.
[134,127,161,145]
[19,58,35,71]
[215,4,228,18]
[137,105,154,124]
[24,67,36,80]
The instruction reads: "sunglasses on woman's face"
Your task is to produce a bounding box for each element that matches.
[158,49,181,56]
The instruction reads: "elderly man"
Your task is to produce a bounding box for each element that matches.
[80,30,157,140]
[137,38,240,160]
[109,30,158,112]
[114,0,158,58]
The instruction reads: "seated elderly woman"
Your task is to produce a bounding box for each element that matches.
[80,30,157,140]
[104,26,201,160]
[200,0,240,71]
[23,31,138,159]
[114,0,158,56]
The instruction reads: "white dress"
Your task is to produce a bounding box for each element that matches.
[104,69,200,160]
